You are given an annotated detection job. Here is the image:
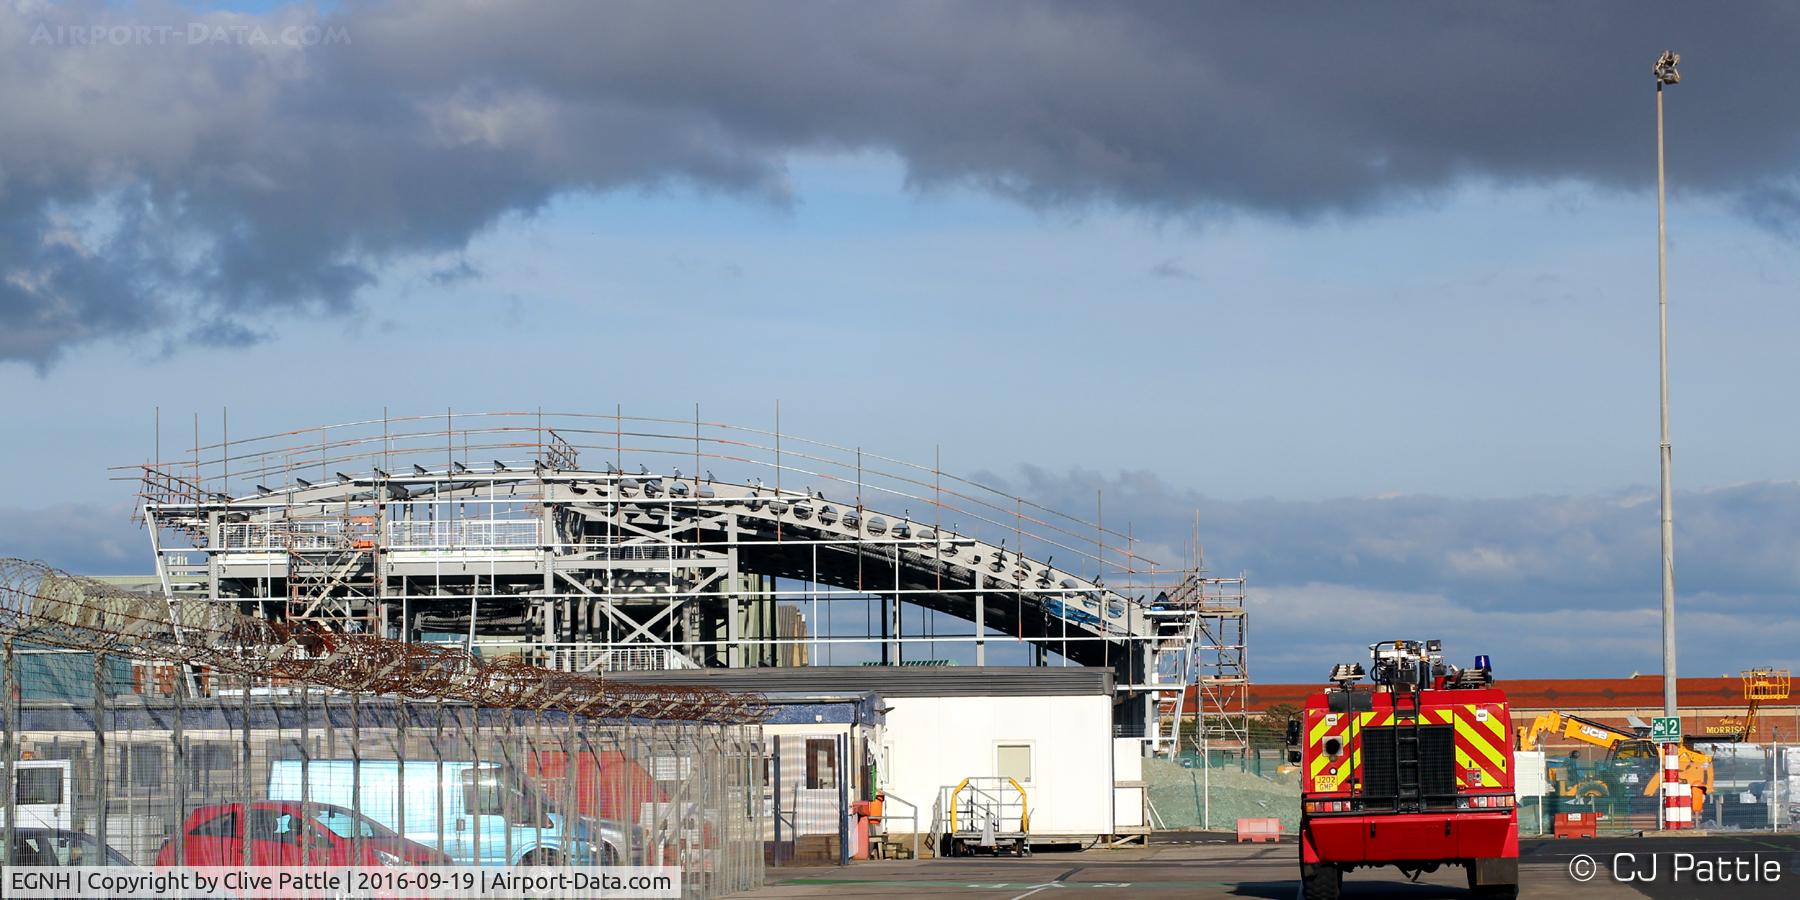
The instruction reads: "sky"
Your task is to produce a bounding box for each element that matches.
[2,1,1799,681]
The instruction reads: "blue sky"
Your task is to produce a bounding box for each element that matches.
[3,2,1799,681]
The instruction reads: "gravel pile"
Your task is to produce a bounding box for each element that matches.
[1144,758,1300,833]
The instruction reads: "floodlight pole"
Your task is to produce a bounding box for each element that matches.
[1653,50,1681,721]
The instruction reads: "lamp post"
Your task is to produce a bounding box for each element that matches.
[1653,50,1681,722]
[1653,49,1685,832]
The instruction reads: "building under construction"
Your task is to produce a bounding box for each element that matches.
[123,410,1248,752]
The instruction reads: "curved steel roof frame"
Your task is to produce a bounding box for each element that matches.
[117,410,1240,744]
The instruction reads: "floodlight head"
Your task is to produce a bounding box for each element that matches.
[1654,50,1681,85]
[1426,639,1442,653]
[1329,663,1366,686]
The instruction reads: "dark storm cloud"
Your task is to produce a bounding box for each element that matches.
[5,1,1799,365]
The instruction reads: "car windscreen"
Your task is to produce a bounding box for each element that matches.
[308,806,400,840]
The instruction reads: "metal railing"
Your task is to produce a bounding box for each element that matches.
[386,519,541,549]
[876,790,921,860]
[549,646,703,673]
[219,521,344,550]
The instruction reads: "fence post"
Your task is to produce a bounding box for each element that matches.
[434,698,446,863]
[525,711,539,865]
[575,721,602,865]
[299,682,311,864]
[1773,742,1781,831]
[470,702,482,866]
[93,652,109,847]
[351,688,363,865]
[500,707,515,865]
[771,742,782,866]
[397,698,408,856]
[240,670,252,869]
[172,667,185,865]
[837,733,849,867]
[561,711,576,863]
[2,638,13,867]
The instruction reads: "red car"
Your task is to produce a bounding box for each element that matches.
[155,801,449,866]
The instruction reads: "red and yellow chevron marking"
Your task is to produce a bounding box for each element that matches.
[1453,703,1512,789]
[1305,700,1513,795]
[1306,709,1354,790]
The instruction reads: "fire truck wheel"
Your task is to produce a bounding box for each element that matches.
[1465,861,1520,899]
[1300,863,1341,900]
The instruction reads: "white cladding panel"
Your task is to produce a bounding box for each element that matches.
[1113,738,1144,782]
[881,694,1115,838]
[1513,750,1547,797]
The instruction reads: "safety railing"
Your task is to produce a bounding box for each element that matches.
[218,520,344,550]
[386,519,541,549]
[876,790,921,860]
[548,646,703,673]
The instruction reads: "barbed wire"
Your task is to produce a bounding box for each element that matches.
[0,558,765,723]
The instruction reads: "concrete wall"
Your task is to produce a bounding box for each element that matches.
[879,694,1115,839]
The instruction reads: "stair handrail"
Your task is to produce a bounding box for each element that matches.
[879,790,921,860]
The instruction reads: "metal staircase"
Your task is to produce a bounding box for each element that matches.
[284,514,377,629]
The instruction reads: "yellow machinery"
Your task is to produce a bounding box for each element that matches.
[1517,711,1713,815]
[939,777,1030,857]
[1702,668,1791,742]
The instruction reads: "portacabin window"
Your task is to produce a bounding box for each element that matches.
[996,742,1032,785]
[804,738,837,790]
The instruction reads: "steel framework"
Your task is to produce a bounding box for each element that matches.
[115,410,1246,742]
[0,558,764,722]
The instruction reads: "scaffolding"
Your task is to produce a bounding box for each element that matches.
[116,409,1248,744]
[1156,575,1249,758]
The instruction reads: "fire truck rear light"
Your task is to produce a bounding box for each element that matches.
[1304,800,1353,813]
[1459,795,1516,809]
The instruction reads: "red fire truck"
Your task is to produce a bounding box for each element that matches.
[1287,639,1519,900]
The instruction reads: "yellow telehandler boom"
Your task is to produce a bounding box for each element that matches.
[1516,711,1712,815]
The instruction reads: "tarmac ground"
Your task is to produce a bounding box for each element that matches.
[738,832,1800,900]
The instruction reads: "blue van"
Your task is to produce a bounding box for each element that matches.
[267,758,626,866]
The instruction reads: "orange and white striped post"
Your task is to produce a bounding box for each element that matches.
[1662,743,1691,829]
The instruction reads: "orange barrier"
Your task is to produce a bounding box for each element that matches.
[1553,812,1598,838]
[1236,818,1281,843]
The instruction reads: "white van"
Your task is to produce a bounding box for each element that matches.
[266,758,623,866]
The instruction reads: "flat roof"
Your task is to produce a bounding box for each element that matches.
[1214,674,1799,713]
[608,666,1113,697]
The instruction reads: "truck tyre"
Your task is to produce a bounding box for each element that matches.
[1300,863,1341,900]
[1466,860,1520,899]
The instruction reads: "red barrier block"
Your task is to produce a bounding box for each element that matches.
[1553,812,1598,838]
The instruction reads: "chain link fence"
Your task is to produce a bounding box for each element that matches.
[1506,742,1794,836]
[0,647,766,899]
[1152,733,1800,838]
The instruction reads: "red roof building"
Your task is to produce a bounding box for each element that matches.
[1192,674,1800,744]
